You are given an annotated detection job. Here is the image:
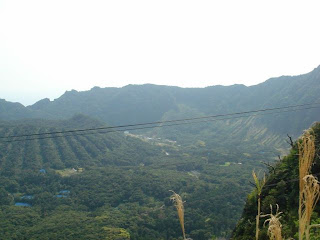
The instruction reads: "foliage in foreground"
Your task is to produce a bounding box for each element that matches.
[232,122,320,240]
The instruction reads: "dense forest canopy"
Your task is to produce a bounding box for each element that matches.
[0,115,259,239]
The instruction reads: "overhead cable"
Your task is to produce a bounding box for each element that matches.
[1,105,319,143]
[0,102,319,140]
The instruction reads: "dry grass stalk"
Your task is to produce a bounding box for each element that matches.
[300,175,320,240]
[262,204,283,240]
[170,190,186,240]
[298,131,316,240]
[298,131,315,191]
[252,170,266,240]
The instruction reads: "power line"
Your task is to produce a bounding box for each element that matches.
[2,105,319,142]
[0,102,319,140]
[0,104,319,192]
[1,105,319,143]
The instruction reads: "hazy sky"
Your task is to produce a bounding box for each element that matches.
[1,0,320,106]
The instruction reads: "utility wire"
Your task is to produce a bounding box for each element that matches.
[1,105,319,143]
[0,102,319,199]
[1,105,319,191]
[1,102,319,140]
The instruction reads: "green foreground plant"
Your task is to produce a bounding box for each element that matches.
[252,170,266,240]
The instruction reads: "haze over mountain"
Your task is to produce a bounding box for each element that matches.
[1,0,320,237]
[1,65,319,149]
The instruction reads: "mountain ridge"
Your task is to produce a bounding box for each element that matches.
[0,66,319,159]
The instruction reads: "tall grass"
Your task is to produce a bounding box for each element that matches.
[262,204,283,240]
[298,131,319,240]
[301,175,320,240]
[170,190,186,240]
[252,170,266,240]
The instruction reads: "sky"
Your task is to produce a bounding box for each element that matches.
[1,0,320,106]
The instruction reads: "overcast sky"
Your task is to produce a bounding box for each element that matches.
[1,0,320,106]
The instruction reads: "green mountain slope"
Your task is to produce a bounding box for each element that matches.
[0,99,53,120]
[0,114,262,239]
[0,66,319,160]
[1,66,319,139]
[231,122,320,240]
[27,65,320,136]
[0,114,164,174]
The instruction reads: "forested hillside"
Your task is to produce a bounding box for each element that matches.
[232,122,320,240]
[0,114,164,172]
[0,99,53,120]
[0,115,262,239]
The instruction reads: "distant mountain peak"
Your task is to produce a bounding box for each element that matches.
[29,98,51,110]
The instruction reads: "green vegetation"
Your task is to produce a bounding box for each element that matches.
[252,170,266,240]
[0,164,251,239]
[55,168,83,177]
[1,116,319,239]
[0,67,319,239]
[0,115,260,239]
[220,162,231,167]
[232,122,320,240]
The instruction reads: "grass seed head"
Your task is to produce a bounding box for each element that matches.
[262,204,283,240]
[170,190,186,240]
